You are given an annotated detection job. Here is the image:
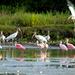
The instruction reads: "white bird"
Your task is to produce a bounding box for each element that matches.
[5,28,21,42]
[0,31,6,44]
[44,31,50,41]
[32,32,47,43]
[67,0,75,20]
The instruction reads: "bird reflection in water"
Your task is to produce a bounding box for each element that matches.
[40,50,48,62]
[0,54,3,60]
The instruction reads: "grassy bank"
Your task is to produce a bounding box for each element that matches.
[0,10,74,44]
[0,10,73,27]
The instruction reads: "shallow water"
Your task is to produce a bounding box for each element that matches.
[0,47,75,75]
[0,58,75,75]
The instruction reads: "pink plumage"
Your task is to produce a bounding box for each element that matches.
[15,44,26,50]
[66,38,75,50]
[67,43,75,49]
[36,41,48,49]
[59,41,68,51]
[44,43,48,49]
[36,41,44,49]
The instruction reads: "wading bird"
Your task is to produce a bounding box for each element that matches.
[15,42,26,50]
[36,41,48,49]
[5,28,21,42]
[32,32,47,43]
[36,41,44,49]
[66,38,75,50]
[59,41,68,51]
[0,31,6,44]
[15,44,26,50]
[44,31,50,41]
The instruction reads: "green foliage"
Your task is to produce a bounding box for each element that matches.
[0,10,74,43]
[0,11,72,27]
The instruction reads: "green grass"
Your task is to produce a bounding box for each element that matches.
[0,8,74,43]
[0,10,73,27]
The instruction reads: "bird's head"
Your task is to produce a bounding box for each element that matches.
[66,38,69,43]
[1,31,3,35]
[60,41,63,44]
[17,28,21,32]
[67,0,73,7]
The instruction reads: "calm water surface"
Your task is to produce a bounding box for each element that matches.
[0,48,75,75]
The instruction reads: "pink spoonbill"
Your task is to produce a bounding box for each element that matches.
[44,42,48,49]
[36,41,48,49]
[36,41,44,49]
[66,38,75,50]
[59,41,68,51]
[15,42,26,50]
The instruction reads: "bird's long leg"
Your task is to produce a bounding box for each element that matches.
[3,40,5,45]
[12,39,14,45]
[6,40,9,45]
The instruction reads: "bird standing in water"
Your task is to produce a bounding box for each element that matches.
[66,38,75,50]
[44,31,50,41]
[59,41,68,51]
[36,41,48,49]
[0,31,5,44]
[5,28,21,43]
[32,32,47,43]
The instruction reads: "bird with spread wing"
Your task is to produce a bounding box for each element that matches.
[67,0,75,20]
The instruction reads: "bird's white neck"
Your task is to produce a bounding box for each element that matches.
[16,30,18,34]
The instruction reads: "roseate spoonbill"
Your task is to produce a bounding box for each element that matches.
[36,41,48,49]
[66,38,75,50]
[67,0,75,20]
[5,28,21,42]
[15,42,26,50]
[36,41,44,49]
[0,31,5,44]
[32,32,47,43]
[44,42,48,49]
[59,41,68,51]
